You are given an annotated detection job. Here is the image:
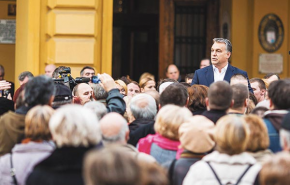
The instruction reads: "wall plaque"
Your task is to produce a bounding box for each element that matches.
[0,19,16,44]
[258,14,284,53]
[259,53,283,74]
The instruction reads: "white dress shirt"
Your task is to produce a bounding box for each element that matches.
[213,63,228,82]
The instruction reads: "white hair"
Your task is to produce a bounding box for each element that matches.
[84,101,107,120]
[102,121,129,145]
[49,104,101,147]
[130,93,157,120]
[280,129,290,149]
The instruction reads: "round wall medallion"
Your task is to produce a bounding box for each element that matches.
[258,14,284,53]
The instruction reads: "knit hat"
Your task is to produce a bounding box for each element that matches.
[179,115,215,153]
[53,83,72,102]
[281,111,290,131]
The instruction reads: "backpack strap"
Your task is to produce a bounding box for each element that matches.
[168,159,177,185]
[10,154,18,185]
[235,164,253,185]
[206,162,223,185]
[206,161,253,185]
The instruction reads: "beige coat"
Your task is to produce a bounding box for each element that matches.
[183,151,261,185]
[121,144,156,163]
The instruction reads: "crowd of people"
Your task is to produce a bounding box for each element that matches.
[0,38,289,185]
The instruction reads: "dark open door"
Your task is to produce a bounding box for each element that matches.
[112,0,159,81]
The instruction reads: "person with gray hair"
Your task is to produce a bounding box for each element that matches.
[127,83,189,146]
[84,101,107,120]
[13,71,34,103]
[18,71,34,86]
[191,38,253,93]
[12,71,34,103]
[129,93,157,132]
[90,83,108,104]
[100,112,155,163]
[26,104,102,185]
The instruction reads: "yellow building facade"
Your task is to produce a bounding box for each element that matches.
[13,0,112,88]
[0,0,289,88]
[231,0,290,79]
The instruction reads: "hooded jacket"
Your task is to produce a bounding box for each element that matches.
[263,110,288,153]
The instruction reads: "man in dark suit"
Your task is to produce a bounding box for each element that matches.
[191,38,253,93]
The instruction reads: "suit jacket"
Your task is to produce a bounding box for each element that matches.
[191,64,253,93]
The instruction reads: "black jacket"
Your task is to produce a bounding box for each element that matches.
[128,121,155,147]
[202,109,227,124]
[167,151,205,185]
[106,89,126,115]
[26,146,94,185]
[0,97,14,116]
[129,118,155,132]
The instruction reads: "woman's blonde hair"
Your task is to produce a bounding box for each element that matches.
[49,104,101,147]
[139,77,155,89]
[115,79,127,95]
[154,105,192,140]
[246,99,256,114]
[262,78,269,89]
[215,115,250,155]
[139,72,154,83]
[25,105,54,141]
[244,114,269,152]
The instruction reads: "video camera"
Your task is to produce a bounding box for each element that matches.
[0,89,9,98]
[53,67,101,91]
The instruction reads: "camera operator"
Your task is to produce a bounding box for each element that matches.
[52,83,72,109]
[80,66,95,80]
[52,65,125,115]
[52,66,67,79]
[72,73,126,115]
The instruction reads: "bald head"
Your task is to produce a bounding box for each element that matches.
[73,83,93,105]
[45,64,56,78]
[230,74,248,87]
[166,64,180,81]
[100,113,129,144]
